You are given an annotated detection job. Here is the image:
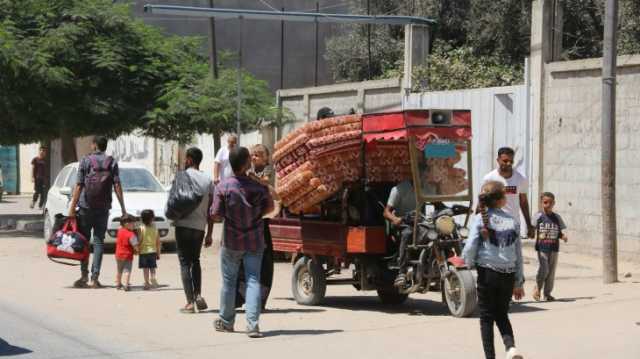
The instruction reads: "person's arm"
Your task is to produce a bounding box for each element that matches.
[513,227,525,300]
[204,188,214,247]
[558,214,568,242]
[213,149,222,184]
[383,205,402,226]
[461,216,481,267]
[155,230,161,259]
[519,193,534,238]
[31,159,36,183]
[209,185,225,223]
[68,184,82,217]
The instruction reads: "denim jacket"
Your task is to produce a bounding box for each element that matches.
[462,208,525,287]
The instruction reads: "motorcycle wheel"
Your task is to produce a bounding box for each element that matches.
[291,256,326,306]
[376,287,409,305]
[444,268,477,318]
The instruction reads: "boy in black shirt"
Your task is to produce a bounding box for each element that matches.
[532,192,568,301]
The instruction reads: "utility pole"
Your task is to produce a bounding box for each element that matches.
[601,0,618,284]
[367,0,372,79]
[314,2,319,86]
[208,0,218,79]
[237,17,243,145]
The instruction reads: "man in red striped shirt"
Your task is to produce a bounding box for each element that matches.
[211,146,274,338]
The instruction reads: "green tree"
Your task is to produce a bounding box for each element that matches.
[144,56,286,150]
[0,0,200,162]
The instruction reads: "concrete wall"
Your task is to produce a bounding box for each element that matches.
[541,55,640,259]
[277,78,402,137]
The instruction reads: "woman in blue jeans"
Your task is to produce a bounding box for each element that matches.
[462,181,525,359]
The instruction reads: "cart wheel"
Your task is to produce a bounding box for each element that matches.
[376,287,409,305]
[444,267,477,318]
[292,256,326,306]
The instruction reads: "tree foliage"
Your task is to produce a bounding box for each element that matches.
[325,0,640,90]
[144,56,282,144]
[0,0,200,145]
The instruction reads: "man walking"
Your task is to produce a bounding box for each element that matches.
[211,147,274,338]
[482,147,534,238]
[68,136,126,288]
[172,147,215,314]
[31,146,49,209]
[213,134,238,185]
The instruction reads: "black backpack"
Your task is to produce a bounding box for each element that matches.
[84,155,114,209]
[165,171,204,220]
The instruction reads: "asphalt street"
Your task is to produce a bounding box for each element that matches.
[1,234,639,359]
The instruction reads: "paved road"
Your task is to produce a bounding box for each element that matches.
[1,235,639,358]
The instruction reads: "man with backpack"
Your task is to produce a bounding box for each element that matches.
[68,136,126,289]
[167,147,215,313]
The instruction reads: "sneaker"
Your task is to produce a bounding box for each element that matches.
[247,326,263,338]
[73,278,89,288]
[213,319,234,333]
[506,347,524,359]
[29,201,35,209]
[89,280,103,289]
[195,296,208,311]
[532,286,541,301]
[545,295,556,302]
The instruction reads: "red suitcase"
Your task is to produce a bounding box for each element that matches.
[47,218,89,264]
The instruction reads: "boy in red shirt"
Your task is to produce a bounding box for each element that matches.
[115,214,139,291]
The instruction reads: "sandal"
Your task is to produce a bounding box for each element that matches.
[214,319,233,333]
[180,304,196,314]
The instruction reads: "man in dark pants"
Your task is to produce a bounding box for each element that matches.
[68,136,126,288]
[31,146,49,209]
[171,147,214,314]
[383,180,416,288]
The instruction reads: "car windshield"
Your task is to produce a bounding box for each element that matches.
[413,138,471,201]
[119,168,164,192]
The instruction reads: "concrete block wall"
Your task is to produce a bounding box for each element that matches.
[543,55,640,259]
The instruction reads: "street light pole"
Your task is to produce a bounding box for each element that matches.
[236,17,243,145]
[601,0,618,284]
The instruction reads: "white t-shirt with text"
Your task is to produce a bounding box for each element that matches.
[482,169,528,225]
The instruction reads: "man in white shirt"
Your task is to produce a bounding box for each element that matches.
[214,134,238,185]
[482,147,534,238]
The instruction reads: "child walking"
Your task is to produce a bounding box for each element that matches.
[115,214,139,291]
[463,181,525,359]
[138,210,161,290]
[532,192,568,302]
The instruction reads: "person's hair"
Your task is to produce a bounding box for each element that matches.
[93,136,108,152]
[317,107,334,120]
[251,144,270,163]
[119,213,137,226]
[479,181,506,209]
[228,134,238,142]
[186,147,203,166]
[39,146,47,151]
[229,147,251,173]
[541,192,556,201]
[497,147,515,158]
[140,209,155,225]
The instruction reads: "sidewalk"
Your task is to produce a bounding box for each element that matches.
[0,195,44,231]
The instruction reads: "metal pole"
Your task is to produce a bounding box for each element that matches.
[602,0,618,284]
[208,0,218,78]
[237,17,243,144]
[314,2,319,86]
[280,7,285,89]
[367,0,372,79]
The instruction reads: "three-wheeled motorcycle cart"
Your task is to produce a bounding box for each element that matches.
[270,109,477,317]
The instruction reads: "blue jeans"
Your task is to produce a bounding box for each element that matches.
[78,208,109,280]
[219,247,263,331]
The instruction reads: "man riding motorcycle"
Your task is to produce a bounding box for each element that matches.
[383,180,416,288]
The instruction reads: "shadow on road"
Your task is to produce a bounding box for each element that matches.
[199,307,326,314]
[516,296,595,305]
[0,338,32,356]
[262,329,343,337]
[275,296,452,316]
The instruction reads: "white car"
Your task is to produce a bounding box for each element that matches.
[44,162,175,247]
